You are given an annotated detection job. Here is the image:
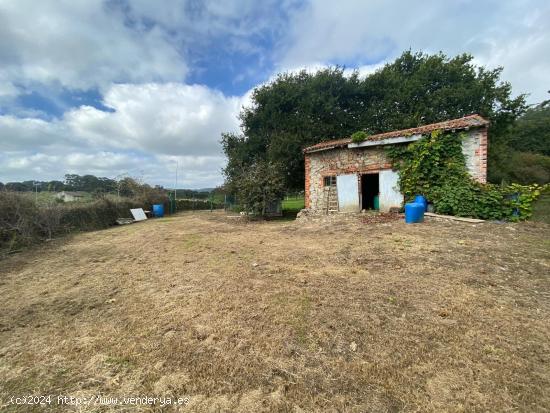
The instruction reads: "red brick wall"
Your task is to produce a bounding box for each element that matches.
[478,127,488,183]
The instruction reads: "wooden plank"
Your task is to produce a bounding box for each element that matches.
[424,212,485,223]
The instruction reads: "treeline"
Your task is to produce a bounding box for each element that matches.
[0,174,119,193]
[490,103,550,184]
[0,174,225,200]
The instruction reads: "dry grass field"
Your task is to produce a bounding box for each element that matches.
[1,211,549,412]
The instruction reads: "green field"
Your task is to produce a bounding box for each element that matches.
[282,197,305,211]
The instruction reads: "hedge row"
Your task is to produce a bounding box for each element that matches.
[174,199,224,211]
[0,192,150,255]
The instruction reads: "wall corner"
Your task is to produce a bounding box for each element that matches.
[479,126,488,184]
[304,155,311,209]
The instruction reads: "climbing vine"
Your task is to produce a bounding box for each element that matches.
[386,130,547,220]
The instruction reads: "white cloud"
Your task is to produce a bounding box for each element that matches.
[0,83,243,187]
[0,0,186,91]
[64,83,242,156]
[278,0,550,103]
[1,0,549,189]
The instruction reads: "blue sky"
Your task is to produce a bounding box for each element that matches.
[1,0,549,188]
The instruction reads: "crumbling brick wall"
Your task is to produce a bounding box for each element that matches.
[305,128,488,212]
[461,128,488,184]
[306,147,392,212]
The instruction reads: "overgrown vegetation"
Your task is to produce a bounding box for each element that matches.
[489,102,550,184]
[174,198,224,211]
[0,193,150,255]
[0,179,173,256]
[351,131,369,143]
[224,160,286,215]
[386,130,547,220]
[222,50,527,193]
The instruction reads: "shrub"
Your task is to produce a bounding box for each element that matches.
[0,191,39,252]
[174,199,223,211]
[386,130,547,220]
[59,199,141,231]
[231,160,286,215]
[0,193,145,256]
[351,131,369,143]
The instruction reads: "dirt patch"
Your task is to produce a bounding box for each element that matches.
[1,211,549,412]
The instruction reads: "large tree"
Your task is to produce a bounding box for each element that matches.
[222,51,526,191]
[502,102,550,156]
[489,101,550,184]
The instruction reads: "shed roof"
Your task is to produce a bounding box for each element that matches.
[303,114,489,154]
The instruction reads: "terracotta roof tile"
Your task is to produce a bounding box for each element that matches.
[303,114,489,153]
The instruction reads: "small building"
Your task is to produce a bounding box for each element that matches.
[303,115,488,213]
[56,191,87,202]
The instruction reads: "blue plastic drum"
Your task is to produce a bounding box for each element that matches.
[405,202,424,224]
[152,204,164,217]
[414,195,428,212]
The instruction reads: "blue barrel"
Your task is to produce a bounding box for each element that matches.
[405,202,424,224]
[152,204,164,217]
[414,195,428,212]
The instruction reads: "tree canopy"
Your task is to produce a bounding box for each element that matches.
[489,102,550,184]
[502,103,550,156]
[222,51,527,192]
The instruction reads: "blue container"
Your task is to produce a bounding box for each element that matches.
[152,204,164,217]
[405,202,424,224]
[414,195,428,212]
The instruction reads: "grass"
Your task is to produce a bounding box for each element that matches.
[1,211,549,412]
[282,196,305,211]
[532,192,550,224]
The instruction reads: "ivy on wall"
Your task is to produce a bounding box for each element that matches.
[386,130,547,220]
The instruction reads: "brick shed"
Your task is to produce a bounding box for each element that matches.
[303,114,488,213]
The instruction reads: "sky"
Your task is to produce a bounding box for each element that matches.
[1,0,549,188]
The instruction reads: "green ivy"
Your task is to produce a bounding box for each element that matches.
[386,130,547,220]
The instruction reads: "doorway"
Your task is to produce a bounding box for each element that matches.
[361,173,379,210]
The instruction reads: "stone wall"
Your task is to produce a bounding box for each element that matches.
[305,127,488,212]
[306,146,392,212]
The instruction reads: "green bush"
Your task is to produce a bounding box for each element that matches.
[351,131,369,143]
[0,193,148,256]
[387,130,547,220]
[60,199,141,231]
[0,191,39,252]
[226,160,286,216]
[174,199,223,211]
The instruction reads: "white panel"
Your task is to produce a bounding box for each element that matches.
[130,208,147,221]
[336,174,359,212]
[379,170,403,212]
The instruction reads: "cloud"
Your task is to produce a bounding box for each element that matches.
[278,0,550,103]
[0,83,243,187]
[1,0,549,189]
[0,0,186,92]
